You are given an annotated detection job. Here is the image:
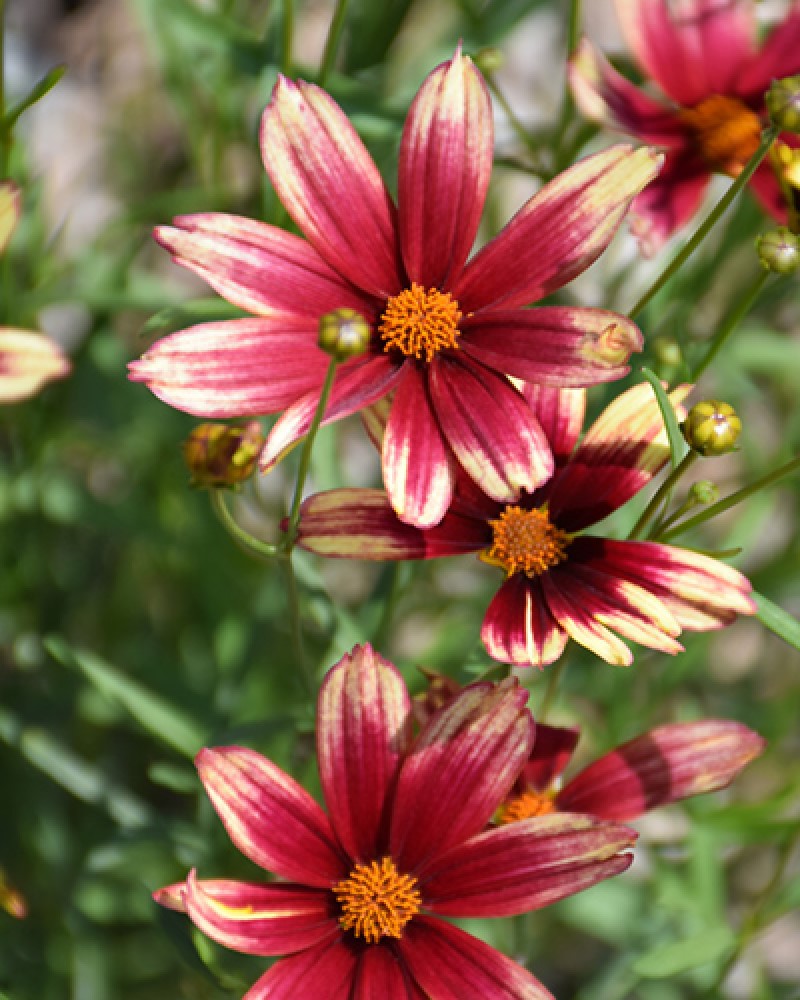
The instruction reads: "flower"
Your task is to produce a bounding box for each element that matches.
[154,645,637,999]
[294,383,756,668]
[130,50,661,528]
[568,0,800,253]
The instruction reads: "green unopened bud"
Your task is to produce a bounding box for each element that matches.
[474,47,505,75]
[688,480,720,506]
[766,76,800,134]
[755,226,800,274]
[318,308,370,361]
[652,335,683,367]
[183,420,264,488]
[682,401,741,456]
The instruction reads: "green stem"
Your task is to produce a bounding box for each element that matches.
[629,451,698,540]
[658,453,800,542]
[538,656,569,721]
[371,563,404,651]
[280,0,294,76]
[210,489,279,560]
[281,556,313,697]
[485,75,543,167]
[628,125,779,320]
[0,0,9,177]
[691,270,770,382]
[318,0,350,88]
[553,0,582,151]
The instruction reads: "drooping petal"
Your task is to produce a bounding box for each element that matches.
[429,356,553,503]
[196,747,347,887]
[296,488,489,560]
[390,679,533,871]
[243,938,359,1000]
[183,873,337,956]
[541,571,634,667]
[129,318,329,418]
[522,724,580,791]
[261,77,402,298]
[521,387,585,467]
[317,645,412,862]
[0,328,71,404]
[399,52,493,288]
[462,307,643,387]
[547,381,691,531]
[558,720,765,820]
[453,145,662,312]
[154,215,371,318]
[382,363,455,529]
[736,7,800,99]
[481,575,568,669]
[614,0,756,106]
[420,813,635,916]
[627,149,710,255]
[400,917,555,1000]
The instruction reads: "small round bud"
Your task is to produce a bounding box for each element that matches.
[318,308,370,361]
[766,76,800,134]
[756,226,800,274]
[652,335,683,367]
[682,401,742,456]
[474,47,505,75]
[688,480,720,506]
[183,421,264,488]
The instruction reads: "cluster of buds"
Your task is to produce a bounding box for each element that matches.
[682,400,742,457]
[183,420,264,488]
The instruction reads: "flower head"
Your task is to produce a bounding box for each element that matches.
[295,383,755,668]
[130,51,660,528]
[569,0,800,252]
[154,646,636,999]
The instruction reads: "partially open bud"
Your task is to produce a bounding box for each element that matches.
[688,480,720,506]
[756,226,800,274]
[183,421,264,488]
[766,76,800,135]
[318,308,370,361]
[682,401,741,456]
[770,141,800,233]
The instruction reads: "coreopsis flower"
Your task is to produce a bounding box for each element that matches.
[129,50,662,528]
[295,383,755,668]
[569,0,800,253]
[154,646,637,999]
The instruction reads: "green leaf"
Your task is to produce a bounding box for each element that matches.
[4,66,66,127]
[140,298,246,338]
[754,591,800,652]
[640,367,686,470]
[633,926,735,978]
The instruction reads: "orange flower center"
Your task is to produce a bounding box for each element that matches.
[333,857,421,944]
[379,283,461,362]
[680,95,762,176]
[481,506,570,578]
[498,789,558,824]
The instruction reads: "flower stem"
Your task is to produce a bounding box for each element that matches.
[484,74,544,170]
[629,451,698,540]
[691,269,770,382]
[0,0,9,178]
[628,125,779,320]
[538,655,569,721]
[318,0,350,88]
[210,489,279,560]
[280,0,294,76]
[554,0,582,147]
[282,555,314,697]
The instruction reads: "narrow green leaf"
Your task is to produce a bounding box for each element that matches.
[640,367,686,469]
[633,926,735,978]
[140,298,245,338]
[754,591,800,652]
[5,66,67,128]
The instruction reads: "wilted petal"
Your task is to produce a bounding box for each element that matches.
[558,720,765,820]
[244,939,358,1000]
[0,182,21,254]
[628,149,710,255]
[521,387,585,467]
[0,328,71,404]
[481,576,568,669]
[737,8,800,98]
[523,724,580,791]
[541,571,634,666]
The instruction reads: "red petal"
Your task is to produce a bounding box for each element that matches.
[521,386,585,467]
[737,8,800,98]
[541,572,634,666]
[522,724,580,791]
[243,939,358,1000]
[748,158,792,224]
[628,149,710,255]
[354,947,427,1000]
[481,576,568,669]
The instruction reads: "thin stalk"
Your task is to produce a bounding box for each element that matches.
[0,0,9,177]
[691,270,770,382]
[282,556,314,697]
[371,563,403,651]
[553,0,582,152]
[485,74,543,168]
[210,489,279,560]
[318,0,350,88]
[629,126,779,320]
[280,0,294,76]
[538,655,569,721]
[629,451,698,540]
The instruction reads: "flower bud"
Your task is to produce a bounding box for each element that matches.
[183,421,264,488]
[318,308,370,361]
[474,47,505,75]
[756,226,800,274]
[766,76,800,134]
[652,335,683,367]
[688,480,719,506]
[682,401,741,456]
[0,868,27,919]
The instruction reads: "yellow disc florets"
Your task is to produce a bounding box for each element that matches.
[379,283,461,362]
[481,506,570,578]
[497,789,558,824]
[680,94,762,176]
[333,857,421,944]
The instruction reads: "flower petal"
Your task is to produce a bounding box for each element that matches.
[453,145,662,312]
[354,947,427,1000]
[541,571,634,667]
[196,747,347,886]
[429,356,553,503]
[390,679,533,872]
[129,318,329,417]
[748,159,792,224]
[261,77,401,298]
[0,328,71,404]
[481,576,568,669]
[154,214,370,318]
[399,51,493,288]
[243,939,358,1000]
[558,720,765,820]
[462,307,643,387]
[522,724,580,791]
[183,873,337,956]
[382,364,455,528]
[421,812,635,916]
[737,8,800,99]
[400,917,555,1000]
[317,645,412,862]
[628,149,710,255]
[521,387,585,467]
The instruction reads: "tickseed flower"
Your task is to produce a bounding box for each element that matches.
[129,50,661,529]
[569,0,800,253]
[154,646,636,999]
[295,383,756,668]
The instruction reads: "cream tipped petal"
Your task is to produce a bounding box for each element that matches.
[0,328,71,404]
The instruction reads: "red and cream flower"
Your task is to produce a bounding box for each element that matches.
[569,0,800,253]
[294,383,756,668]
[129,50,661,528]
[154,645,636,999]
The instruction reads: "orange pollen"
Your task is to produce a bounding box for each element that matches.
[333,857,421,944]
[482,506,570,578]
[380,283,461,362]
[498,789,558,825]
[679,95,762,176]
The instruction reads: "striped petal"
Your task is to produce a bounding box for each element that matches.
[317,645,412,862]
[183,873,337,956]
[737,7,800,99]
[521,386,585,467]
[481,575,568,669]
[390,679,533,872]
[523,724,580,791]
[628,149,711,255]
[129,318,328,418]
[541,571,634,666]
[452,145,662,313]
[420,813,635,916]
[354,947,427,999]
[0,328,71,404]
[244,939,358,1000]
[196,747,347,887]
[399,51,493,288]
[261,77,402,298]
[558,720,765,820]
